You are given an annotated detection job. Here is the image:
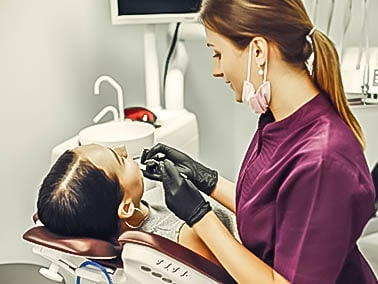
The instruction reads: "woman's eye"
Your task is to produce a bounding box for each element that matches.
[212,53,221,59]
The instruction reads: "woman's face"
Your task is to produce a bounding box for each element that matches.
[75,144,144,204]
[205,28,250,102]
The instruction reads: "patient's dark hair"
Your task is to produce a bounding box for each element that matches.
[37,150,123,241]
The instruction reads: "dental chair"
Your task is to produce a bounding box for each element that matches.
[22,219,236,284]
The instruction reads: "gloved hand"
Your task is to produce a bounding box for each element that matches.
[141,143,218,196]
[160,159,212,227]
[141,159,164,181]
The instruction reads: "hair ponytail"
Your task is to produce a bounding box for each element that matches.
[311,30,365,150]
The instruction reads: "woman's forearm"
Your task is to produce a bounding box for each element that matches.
[193,211,290,284]
[178,224,220,265]
[210,176,236,212]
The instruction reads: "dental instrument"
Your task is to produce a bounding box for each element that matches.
[133,155,158,172]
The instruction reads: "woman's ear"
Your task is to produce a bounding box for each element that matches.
[118,198,134,219]
[252,37,268,66]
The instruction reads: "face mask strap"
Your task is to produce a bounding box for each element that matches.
[246,42,253,82]
[247,41,268,84]
[263,53,269,83]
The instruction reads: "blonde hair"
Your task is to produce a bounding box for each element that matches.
[311,31,365,149]
[200,0,365,149]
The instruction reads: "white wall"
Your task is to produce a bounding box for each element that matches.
[0,0,237,266]
[303,0,378,47]
[0,0,377,269]
[0,0,148,264]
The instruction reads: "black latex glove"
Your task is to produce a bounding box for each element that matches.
[141,143,218,196]
[161,159,212,227]
[141,159,164,181]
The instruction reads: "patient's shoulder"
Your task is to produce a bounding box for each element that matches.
[139,201,184,243]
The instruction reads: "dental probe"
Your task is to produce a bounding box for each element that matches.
[133,155,158,171]
[133,155,188,179]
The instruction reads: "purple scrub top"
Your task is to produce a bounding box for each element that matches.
[236,94,377,283]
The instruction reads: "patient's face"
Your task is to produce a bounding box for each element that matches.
[74,144,144,204]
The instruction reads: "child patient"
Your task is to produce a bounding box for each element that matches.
[37,143,235,263]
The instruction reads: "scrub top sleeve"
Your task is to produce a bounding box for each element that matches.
[274,158,374,284]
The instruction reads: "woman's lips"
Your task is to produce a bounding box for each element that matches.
[226,81,233,90]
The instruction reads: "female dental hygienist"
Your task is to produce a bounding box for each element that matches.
[142,0,378,283]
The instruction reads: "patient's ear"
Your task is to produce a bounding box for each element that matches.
[118,198,134,219]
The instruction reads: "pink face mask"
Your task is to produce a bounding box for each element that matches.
[242,43,271,114]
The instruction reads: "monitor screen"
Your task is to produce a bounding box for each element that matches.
[110,0,203,25]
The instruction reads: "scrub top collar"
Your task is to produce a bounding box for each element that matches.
[257,92,333,134]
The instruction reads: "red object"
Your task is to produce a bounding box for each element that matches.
[124,107,160,127]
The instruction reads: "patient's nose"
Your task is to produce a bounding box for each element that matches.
[212,59,223,78]
[113,144,128,158]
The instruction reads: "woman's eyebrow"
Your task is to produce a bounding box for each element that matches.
[107,147,122,165]
[207,43,214,47]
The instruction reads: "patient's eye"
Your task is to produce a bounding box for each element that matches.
[108,146,127,165]
[112,145,128,159]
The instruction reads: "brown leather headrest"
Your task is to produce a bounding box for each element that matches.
[23,226,122,259]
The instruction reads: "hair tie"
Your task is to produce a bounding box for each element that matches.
[305,27,316,75]
[306,27,316,43]
[308,27,316,36]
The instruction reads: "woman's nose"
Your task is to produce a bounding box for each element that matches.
[212,60,223,78]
